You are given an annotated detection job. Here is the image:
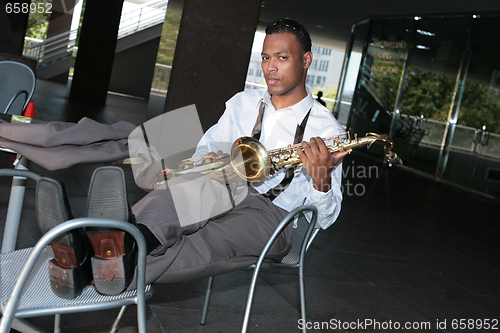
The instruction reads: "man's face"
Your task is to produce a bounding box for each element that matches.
[261,32,311,98]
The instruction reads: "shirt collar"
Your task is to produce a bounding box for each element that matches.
[258,87,314,125]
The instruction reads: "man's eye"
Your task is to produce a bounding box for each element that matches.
[262,57,269,60]
[279,56,287,60]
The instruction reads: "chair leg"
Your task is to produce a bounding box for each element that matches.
[110,305,128,333]
[299,270,307,333]
[200,276,214,325]
[53,314,61,333]
[241,268,262,333]
[2,156,29,254]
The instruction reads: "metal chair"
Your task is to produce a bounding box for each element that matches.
[200,205,320,333]
[0,169,153,333]
[0,61,36,115]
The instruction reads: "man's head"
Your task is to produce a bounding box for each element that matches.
[262,18,313,108]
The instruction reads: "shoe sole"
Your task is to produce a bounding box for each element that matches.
[86,167,136,295]
[37,178,92,299]
[87,231,133,295]
[49,257,90,300]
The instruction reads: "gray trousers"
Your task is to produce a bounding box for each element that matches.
[128,174,291,288]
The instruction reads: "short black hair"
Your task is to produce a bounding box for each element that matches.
[265,18,312,54]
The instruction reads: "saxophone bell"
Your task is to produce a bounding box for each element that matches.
[230,137,272,183]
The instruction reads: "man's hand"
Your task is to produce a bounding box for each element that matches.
[296,137,348,192]
[216,150,228,159]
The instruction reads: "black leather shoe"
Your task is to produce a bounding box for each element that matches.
[85,166,137,295]
[36,178,93,299]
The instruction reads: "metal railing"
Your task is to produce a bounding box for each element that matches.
[118,0,168,39]
[150,63,172,94]
[23,0,168,67]
[23,37,43,58]
[23,30,77,67]
[402,116,500,160]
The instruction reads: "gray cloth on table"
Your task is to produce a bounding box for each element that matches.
[0,117,136,170]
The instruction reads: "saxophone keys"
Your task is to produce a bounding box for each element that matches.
[201,156,216,164]
[179,161,195,169]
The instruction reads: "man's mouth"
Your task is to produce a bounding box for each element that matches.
[267,76,280,85]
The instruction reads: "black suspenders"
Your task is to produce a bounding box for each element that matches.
[251,102,312,201]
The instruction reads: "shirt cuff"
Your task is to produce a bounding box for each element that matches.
[308,184,334,228]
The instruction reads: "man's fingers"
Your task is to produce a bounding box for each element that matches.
[308,137,321,155]
[332,151,349,165]
[314,137,330,154]
[300,140,312,157]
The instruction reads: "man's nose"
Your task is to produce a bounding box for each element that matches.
[265,58,277,72]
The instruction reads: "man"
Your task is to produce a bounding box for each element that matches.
[128,18,347,287]
[37,18,347,298]
[316,91,327,107]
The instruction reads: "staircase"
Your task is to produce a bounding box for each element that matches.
[23,0,168,80]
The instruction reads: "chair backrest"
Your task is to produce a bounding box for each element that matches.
[0,61,36,115]
[280,212,320,265]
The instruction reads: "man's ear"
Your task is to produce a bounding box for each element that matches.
[303,51,313,69]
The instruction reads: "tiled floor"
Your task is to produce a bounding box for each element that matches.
[0,79,499,332]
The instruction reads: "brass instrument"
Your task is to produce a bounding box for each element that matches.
[154,132,402,187]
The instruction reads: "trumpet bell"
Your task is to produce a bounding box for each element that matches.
[230,137,271,183]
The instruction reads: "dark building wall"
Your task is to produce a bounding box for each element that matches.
[45,0,78,84]
[0,0,30,56]
[164,0,262,132]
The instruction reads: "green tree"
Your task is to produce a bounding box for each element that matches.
[313,86,337,111]
[156,11,181,66]
[402,70,455,122]
[377,67,500,135]
[460,82,500,134]
[25,0,52,40]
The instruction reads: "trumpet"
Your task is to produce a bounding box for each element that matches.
[154,132,402,187]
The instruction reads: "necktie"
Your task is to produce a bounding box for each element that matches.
[251,102,266,141]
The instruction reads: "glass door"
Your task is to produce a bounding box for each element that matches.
[400,16,471,174]
[334,19,369,129]
[347,18,415,160]
[443,16,500,198]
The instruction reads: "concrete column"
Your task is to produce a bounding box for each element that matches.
[46,0,77,83]
[69,0,123,105]
[0,0,30,56]
[164,0,262,131]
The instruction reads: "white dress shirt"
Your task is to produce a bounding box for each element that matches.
[195,88,345,230]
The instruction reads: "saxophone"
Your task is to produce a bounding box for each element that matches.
[153,132,402,187]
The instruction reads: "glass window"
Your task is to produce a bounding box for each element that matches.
[447,16,500,196]
[316,76,325,87]
[401,16,471,175]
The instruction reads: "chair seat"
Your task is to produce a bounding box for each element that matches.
[0,246,153,318]
[200,205,319,332]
